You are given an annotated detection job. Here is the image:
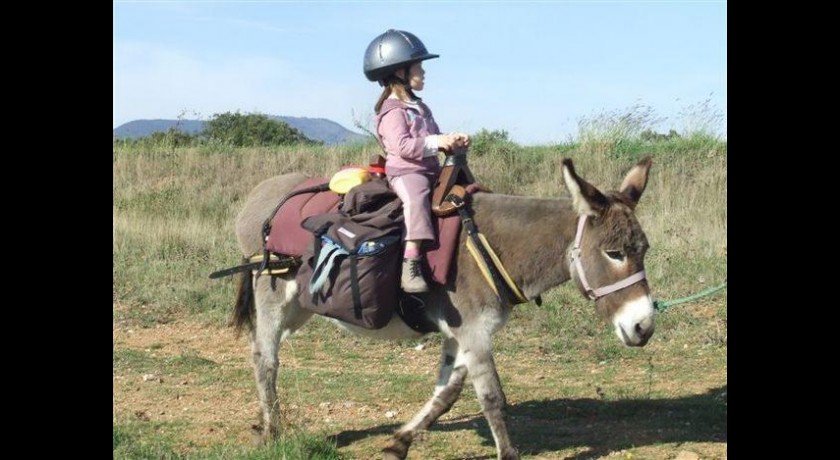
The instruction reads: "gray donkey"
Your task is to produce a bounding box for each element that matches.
[231,157,655,459]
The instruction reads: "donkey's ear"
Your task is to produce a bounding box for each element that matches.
[562,159,608,216]
[619,156,653,209]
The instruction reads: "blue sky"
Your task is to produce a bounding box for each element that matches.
[113,1,726,145]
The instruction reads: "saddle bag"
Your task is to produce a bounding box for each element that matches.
[295,179,404,329]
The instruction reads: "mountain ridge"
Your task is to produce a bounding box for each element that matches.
[113,116,369,145]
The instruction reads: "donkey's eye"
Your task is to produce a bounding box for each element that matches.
[605,250,625,261]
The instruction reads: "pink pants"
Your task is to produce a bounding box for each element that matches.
[388,173,435,242]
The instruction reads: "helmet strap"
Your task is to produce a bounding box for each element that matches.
[398,65,420,101]
[379,66,421,101]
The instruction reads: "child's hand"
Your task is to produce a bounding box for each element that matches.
[438,133,459,152]
[452,133,471,148]
[439,133,471,152]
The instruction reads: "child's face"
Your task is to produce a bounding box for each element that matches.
[407,62,425,91]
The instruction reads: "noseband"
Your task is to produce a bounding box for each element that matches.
[570,215,647,301]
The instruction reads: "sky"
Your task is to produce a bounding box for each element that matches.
[113,1,726,146]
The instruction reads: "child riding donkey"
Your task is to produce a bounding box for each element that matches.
[364,29,471,293]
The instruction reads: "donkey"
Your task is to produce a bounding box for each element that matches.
[230,157,655,460]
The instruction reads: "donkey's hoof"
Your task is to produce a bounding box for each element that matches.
[382,433,411,460]
[500,447,520,460]
[250,425,267,447]
[382,448,406,460]
[250,423,280,446]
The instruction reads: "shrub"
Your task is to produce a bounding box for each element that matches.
[469,128,520,158]
[203,111,320,147]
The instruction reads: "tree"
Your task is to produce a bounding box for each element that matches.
[470,128,519,157]
[203,112,319,147]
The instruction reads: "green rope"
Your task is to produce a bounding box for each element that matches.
[653,282,727,312]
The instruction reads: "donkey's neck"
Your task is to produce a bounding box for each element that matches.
[469,192,579,301]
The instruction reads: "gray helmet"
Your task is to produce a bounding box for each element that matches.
[363,29,439,82]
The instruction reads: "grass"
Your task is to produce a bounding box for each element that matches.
[113,421,344,459]
[114,107,726,459]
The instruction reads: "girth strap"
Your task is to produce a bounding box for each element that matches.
[448,194,528,305]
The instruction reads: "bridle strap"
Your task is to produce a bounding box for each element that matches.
[571,215,646,301]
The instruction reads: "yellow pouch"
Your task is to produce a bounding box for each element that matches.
[329,167,371,194]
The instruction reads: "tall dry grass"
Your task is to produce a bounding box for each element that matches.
[113,112,726,326]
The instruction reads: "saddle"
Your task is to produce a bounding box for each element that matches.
[369,148,477,217]
[431,148,475,217]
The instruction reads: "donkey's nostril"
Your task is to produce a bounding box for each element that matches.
[634,317,654,340]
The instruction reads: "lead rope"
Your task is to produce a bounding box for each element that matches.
[654,282,727,312]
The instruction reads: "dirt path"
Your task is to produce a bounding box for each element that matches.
[114,314,727,459]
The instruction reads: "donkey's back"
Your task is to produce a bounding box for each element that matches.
[234,172,309,257]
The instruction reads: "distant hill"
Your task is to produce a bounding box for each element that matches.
[113,116,369,145]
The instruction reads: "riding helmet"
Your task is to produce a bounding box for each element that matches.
[363,29,439,83]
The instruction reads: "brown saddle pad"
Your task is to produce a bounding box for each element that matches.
[427,183,487,285]
[265,178,341,257]
[426,214,460,285]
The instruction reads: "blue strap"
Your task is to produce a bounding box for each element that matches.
[309,241,349,294]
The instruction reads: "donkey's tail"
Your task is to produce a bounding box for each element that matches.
[230,258,255,336]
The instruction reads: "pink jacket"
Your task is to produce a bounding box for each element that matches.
[376,98,442,178]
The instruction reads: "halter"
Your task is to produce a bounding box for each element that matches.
[570,215,647,301]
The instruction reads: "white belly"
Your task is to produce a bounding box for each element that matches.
[326,315,427,340]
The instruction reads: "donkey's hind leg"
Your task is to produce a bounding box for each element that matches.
[249,274,313,444]
[383,337,467,460]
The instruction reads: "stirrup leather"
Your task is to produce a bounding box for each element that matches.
[432,151,475,217]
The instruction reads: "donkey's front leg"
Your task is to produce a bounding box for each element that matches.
[383,337,466,460]
[462,334,519,460]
